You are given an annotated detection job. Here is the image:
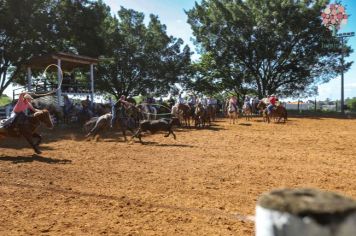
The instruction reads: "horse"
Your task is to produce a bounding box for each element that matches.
[177,103,192,127]
[194,104,209,128]
[257,100,268,122]
[93,103,111,116]
[206,104,217,122]
[171,104,184,123]
[0,110,54,154]
[137,103,157,120]
[84,101,135,141]
[156,103,172,119]
[227,102,238,124]
[242,103,253,121]
[257,101,287,123]
[125,104,141,127]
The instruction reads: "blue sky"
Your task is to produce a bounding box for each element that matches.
[104,0,356,101]
[4,0,355,100]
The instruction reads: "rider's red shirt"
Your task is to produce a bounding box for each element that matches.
[13,94,35,113]
[269,96,276,105]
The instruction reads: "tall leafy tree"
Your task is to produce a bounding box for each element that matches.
[96,7,191,98]
[0,0,54,96]
[186,0,352,98]
[0,0,113,96]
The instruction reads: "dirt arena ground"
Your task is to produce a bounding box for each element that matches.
[1,117,356,235]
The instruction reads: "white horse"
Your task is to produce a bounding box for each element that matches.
[228,102,238,124]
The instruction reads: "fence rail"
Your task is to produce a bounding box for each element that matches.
[0,106,7,119]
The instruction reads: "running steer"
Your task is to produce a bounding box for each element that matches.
[131,118,180,144]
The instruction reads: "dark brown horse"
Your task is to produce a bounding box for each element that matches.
[257,101,287,123]
[0,110,54,154]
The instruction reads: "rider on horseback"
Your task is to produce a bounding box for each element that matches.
[244,95,252,110]
[267,94,277,114]
[188,94,196,107]
[111,95,131,128]
[2,92,39,130]
[229,96,238,112]
[146,95,156,113]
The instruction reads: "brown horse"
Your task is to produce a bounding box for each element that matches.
[257,101,287,123]
[194,104,209,128]
[227,101,238,124]
[0,110,54,154]
[177,103,192,127]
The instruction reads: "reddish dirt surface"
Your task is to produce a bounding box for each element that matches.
[1,117,356,235]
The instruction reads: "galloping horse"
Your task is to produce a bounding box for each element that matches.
[85,101,135,141]
[0,110,54,154]
[227,101,238,124]
[257,101,287,123]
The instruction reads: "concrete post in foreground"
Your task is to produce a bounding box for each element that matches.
[256,188,356,236]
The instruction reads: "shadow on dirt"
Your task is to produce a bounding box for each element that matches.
[134,141,195,147]
[239,123,252,126]
[0,154,72,164]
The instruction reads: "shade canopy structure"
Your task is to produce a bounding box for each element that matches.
[24,52,98,106]
[25,52,98,71]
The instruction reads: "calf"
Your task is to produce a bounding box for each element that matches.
[132,117,180,144]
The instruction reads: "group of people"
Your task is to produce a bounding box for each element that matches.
[178,94,219,108]
[2,90,281,132]
[227,94,280,114]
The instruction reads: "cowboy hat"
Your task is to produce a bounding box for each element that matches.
[24,94,34,100]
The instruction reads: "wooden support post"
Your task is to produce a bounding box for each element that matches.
[256,188,356,236]
[57,59,62,106]
[27,67,32,91]
[90,64,94,106]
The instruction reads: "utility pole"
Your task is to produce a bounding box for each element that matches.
[321,3,353,114]
[337,32,354,114]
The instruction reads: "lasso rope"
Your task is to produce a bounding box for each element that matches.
[38,64,63,91]
[139,103,172,116]
[32,64,63,107]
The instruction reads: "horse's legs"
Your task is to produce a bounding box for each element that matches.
[23,133,41,154]
[121,129,127,142]
[32,133,42,146]
[132,128,143,143]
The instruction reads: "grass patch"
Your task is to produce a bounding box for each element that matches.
[0,95,12,106]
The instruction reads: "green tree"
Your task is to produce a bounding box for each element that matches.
[346,97,356,111]
[96,7,191,98]
[0,0,113,96]
[186,0,352,98]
